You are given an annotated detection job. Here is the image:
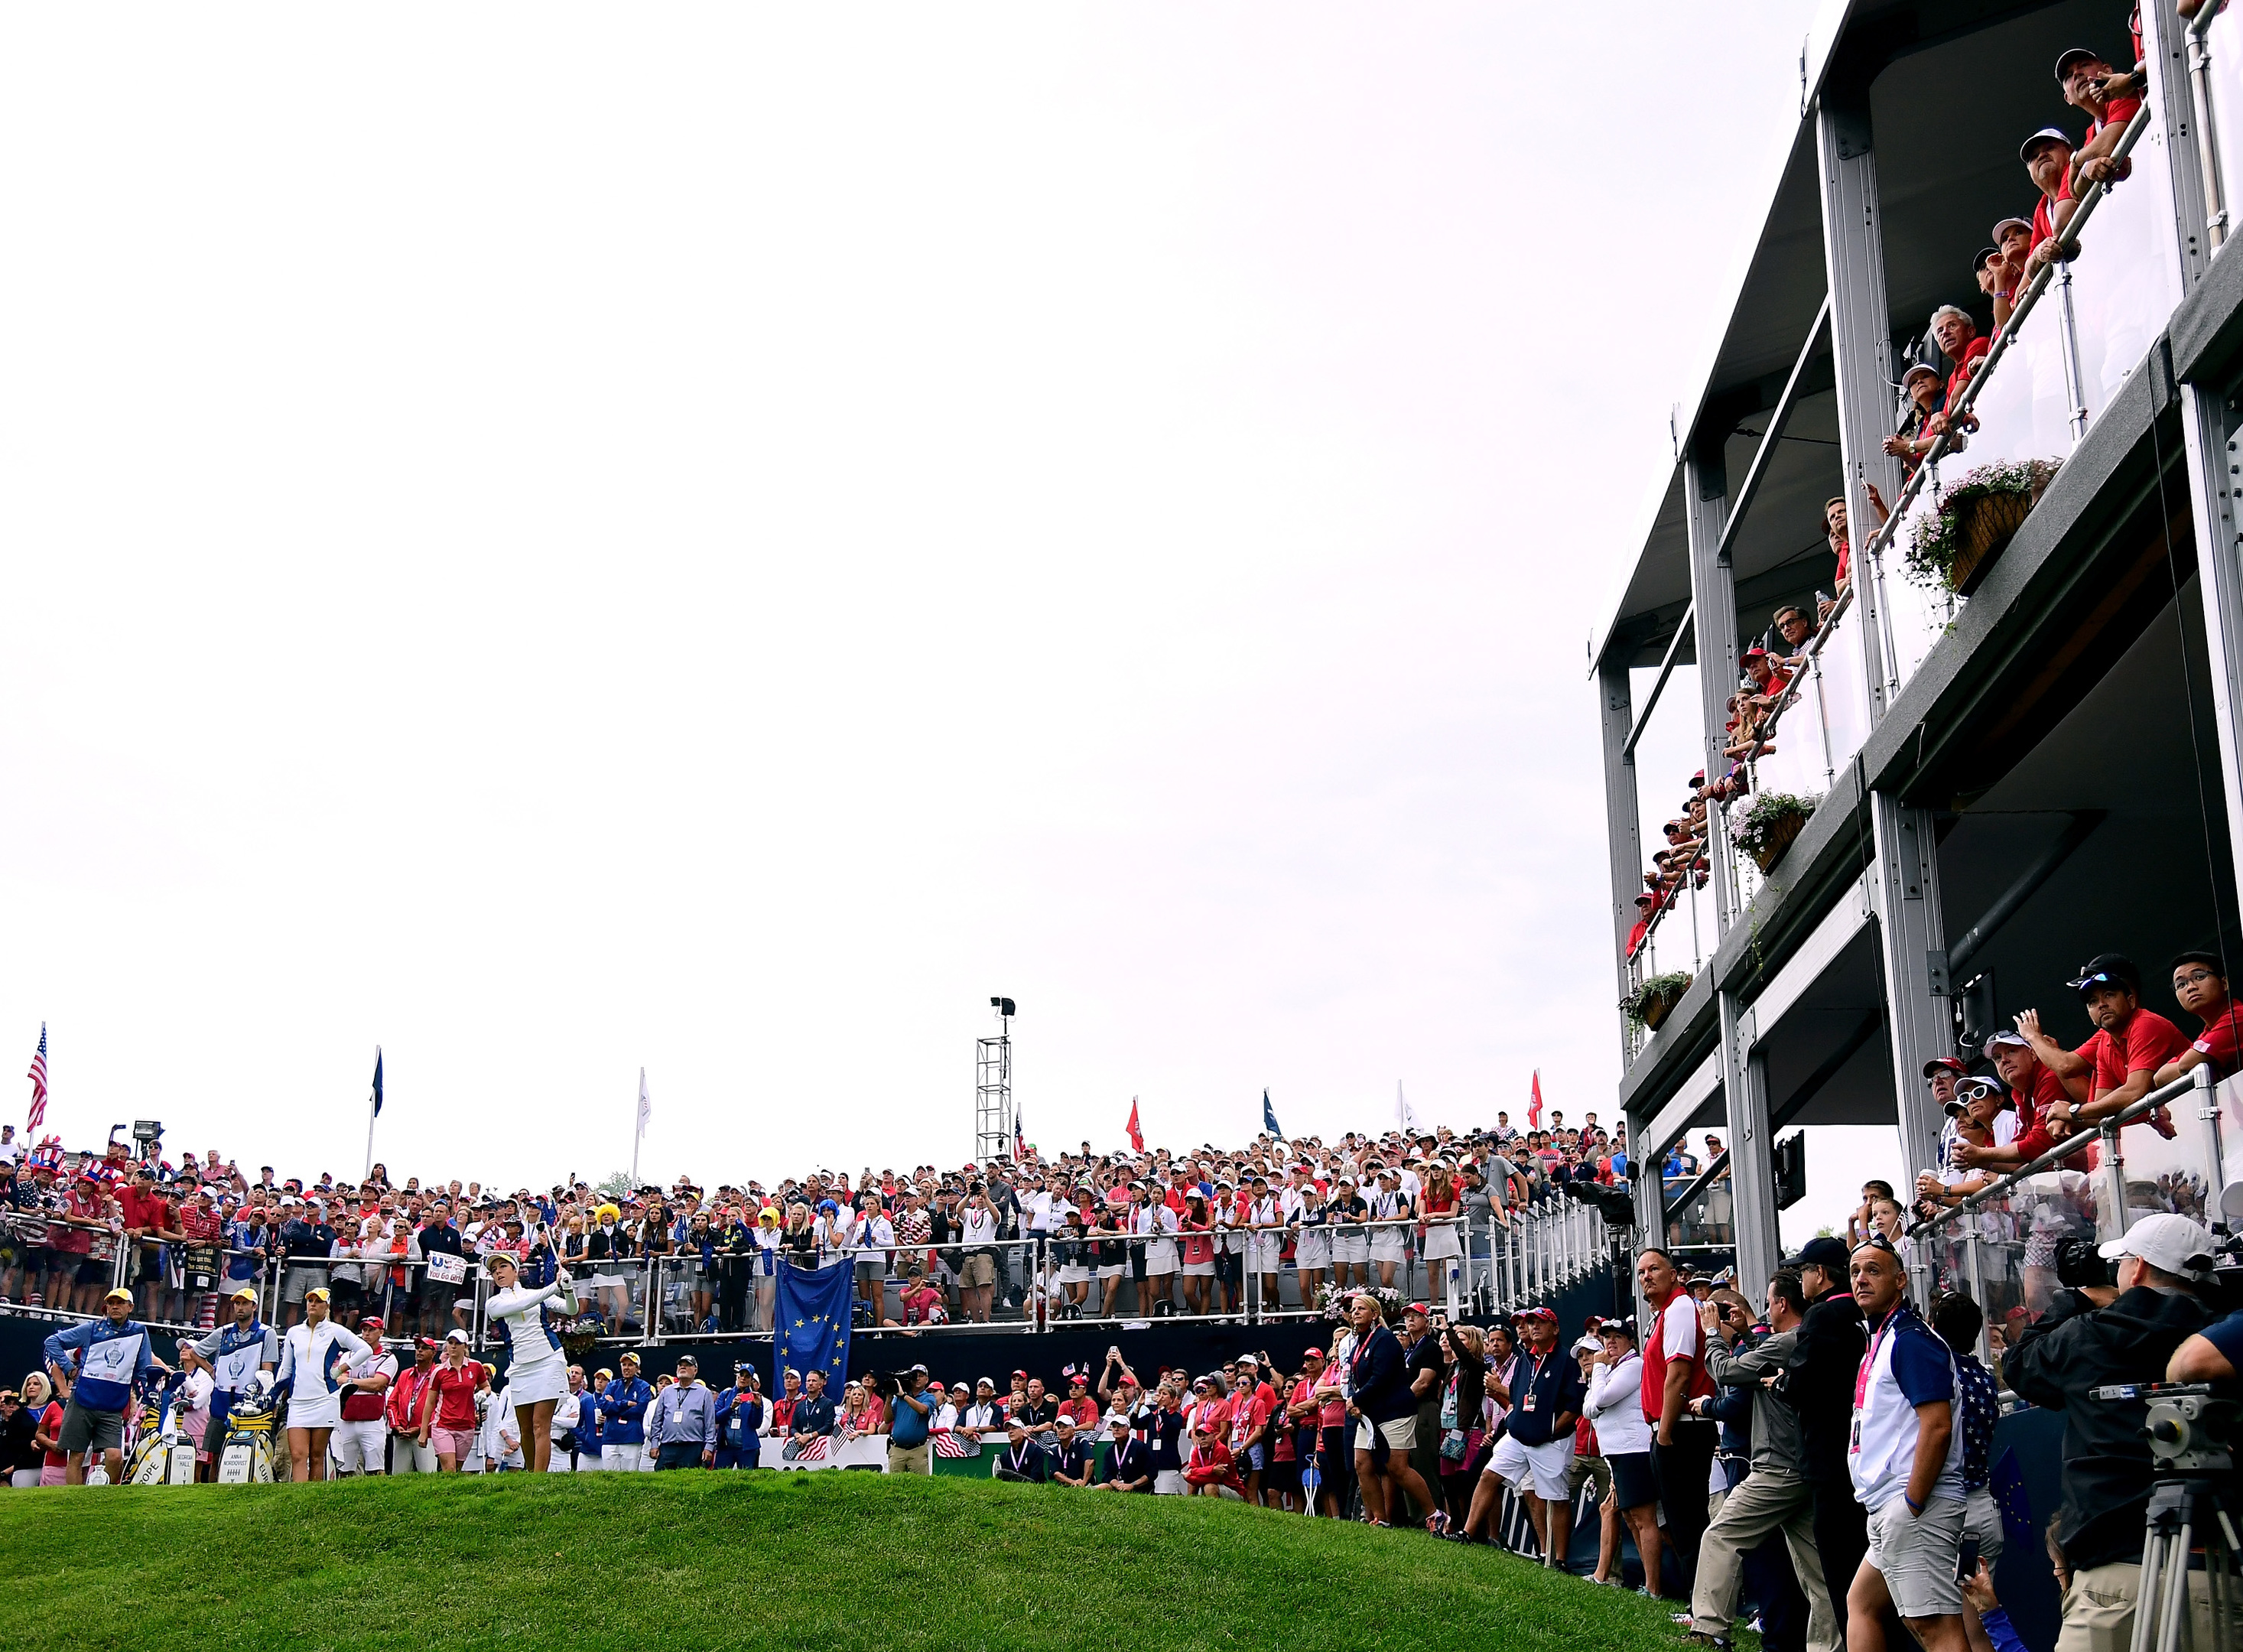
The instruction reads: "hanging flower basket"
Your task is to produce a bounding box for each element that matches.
[1903,459,2059,595]
[1732,790,1818,874]
[1622,971,1692,1032]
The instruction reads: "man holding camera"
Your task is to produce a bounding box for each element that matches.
[2006,1214,2232,1652]
[886,1364,935,1475]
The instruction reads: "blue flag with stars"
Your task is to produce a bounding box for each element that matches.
[1989,1446,2033,1546]
[775,1256,854,1397]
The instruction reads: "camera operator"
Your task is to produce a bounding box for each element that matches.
[886,1364,935,1475]
[2005,1214,2228,1652]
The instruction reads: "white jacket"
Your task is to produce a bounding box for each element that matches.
[1582,1352,1650,1455]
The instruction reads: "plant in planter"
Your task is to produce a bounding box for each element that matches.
[1621,971,1693,1032]
[1903,457,2060,595]
[1732,790,1817,873]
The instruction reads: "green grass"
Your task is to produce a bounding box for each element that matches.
[0,1471,1696,1651]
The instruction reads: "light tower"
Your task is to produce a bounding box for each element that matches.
[975,997,1015,1163]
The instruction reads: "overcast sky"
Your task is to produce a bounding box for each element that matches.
[1,4,1879,1221]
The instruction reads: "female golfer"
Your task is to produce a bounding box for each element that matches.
[275,1286,371,1482]
[482,1250,579,1474]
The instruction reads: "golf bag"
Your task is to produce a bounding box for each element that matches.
[216,1387,281,1484]
[126,1372,198,1485]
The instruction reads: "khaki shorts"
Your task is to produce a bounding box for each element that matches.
[1354,1414,1416,1453]
[1866,1494,1964,1620]
[960,1253,996,1289]
[887,1440,929,1475]
[1568,1452,1613,1504]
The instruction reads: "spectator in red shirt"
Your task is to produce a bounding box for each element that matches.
[1956,1028,2075,1172]
[2057,47,2143,195]
[422,1330,488,1472]
[1927,306,1991,440]
[2063,953,2192,1127]
[2156,951,2242,1085]
[2021,128,2078,272]
[117,1166,178,1322]
[1986,216,2033,333]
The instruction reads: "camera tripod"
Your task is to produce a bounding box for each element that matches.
[2126,1388,2241,1652]
[2130,1477,2238,1652]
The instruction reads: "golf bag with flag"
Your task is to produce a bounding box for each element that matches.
[125,1371,199,1486]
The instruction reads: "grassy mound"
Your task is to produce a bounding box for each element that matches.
[0,1471,1691,1651]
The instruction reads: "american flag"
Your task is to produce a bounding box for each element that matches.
[26,1025,47,1133]
[934,1429,980,1459]
[791,1435,830,1462]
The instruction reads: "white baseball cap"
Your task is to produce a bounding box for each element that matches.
[2099,1213,2216,1279]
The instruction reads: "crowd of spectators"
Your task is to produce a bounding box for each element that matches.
[0,1114,1633,1349]
[1630,26,2159,971]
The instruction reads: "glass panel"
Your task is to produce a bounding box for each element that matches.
[2206,7,2243,256]
[2063,102,2184,418]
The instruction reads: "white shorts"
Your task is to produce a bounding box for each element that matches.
[1247,1235,1283,1273]
[1333,1234,1369,1264]
[1154,1469,1187,1494]
[287,1393,343,1432]
[332,1418,388,1473]
[507,1354,568,1406]
[1487,1430,1575,1501]
[390,1436,437,1475]
[601,1443,645,1472]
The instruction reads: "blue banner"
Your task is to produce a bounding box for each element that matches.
[774,1257,853,1397]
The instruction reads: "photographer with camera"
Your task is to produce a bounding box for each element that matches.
[886,1363,936,1475]
[2005,1214,2228,1652]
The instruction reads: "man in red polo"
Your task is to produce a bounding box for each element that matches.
[1955,1029,2075,1175]
[1637,1246,1717,1588]
[2058,47,2143,195]
[1926,307,1990,440]
[2022,128,2077,272]
[2157,951,2242,1084]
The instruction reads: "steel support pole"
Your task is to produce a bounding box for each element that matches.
[1721,1026,1780,1293]
[1685,447,1741,931]
[1819,83,1955,1181]
[2144,0,2215,288]
[1867,794,1955,1183]
[1601,662,1646,1053]
[1815,89,1903,727]
[2179,384,2243,918]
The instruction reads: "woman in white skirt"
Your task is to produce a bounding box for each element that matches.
[1134,1196,1179,1315]
[1418,1160,1464,1303]
[483,1250,580,1475]
[1368,1169,1412,1288]
[275,1286,372,1483]
[1177,1192,1217,1316]
[1245,1178,1287,1311]
[1093,1207,1130,1318]
[1292,1184,1332,1310]
[1328,1176,1371,1290]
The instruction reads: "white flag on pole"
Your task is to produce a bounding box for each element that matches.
[1396,1080,1419,1135]
[637,1068,651,1137]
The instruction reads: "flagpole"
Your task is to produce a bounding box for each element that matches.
[362,1045,381,1182]
[631,1067,648,1185]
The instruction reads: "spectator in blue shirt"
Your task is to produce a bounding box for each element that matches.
[649,1355,714,1469]
[886,1365,937,1475]
[597,1353,654,1472]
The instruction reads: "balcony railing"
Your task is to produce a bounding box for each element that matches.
[1906,1061,2234,1368]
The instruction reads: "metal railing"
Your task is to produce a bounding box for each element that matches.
[1906,1062,2232,1365]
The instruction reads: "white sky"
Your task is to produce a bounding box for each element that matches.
[2,3,1877,1231]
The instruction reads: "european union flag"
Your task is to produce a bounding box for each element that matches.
[774,1254,854,1397]
[1990,1446,2033,1547]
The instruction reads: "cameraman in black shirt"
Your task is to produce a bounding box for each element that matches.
[2005,1215,2226,1652]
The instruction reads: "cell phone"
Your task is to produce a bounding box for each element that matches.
[1956,1537,1979,1582]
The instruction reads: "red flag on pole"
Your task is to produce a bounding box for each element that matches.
[1528,1070,1543,1129]
[1126,1097,1144,1153]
